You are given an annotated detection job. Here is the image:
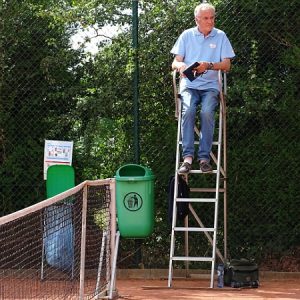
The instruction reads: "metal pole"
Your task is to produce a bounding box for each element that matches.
[79,185,88,299]
[109,179,117,293]
[223,73,228,260]
[132,0,140,164]
[132,0,142,267]
[109,231,120,300]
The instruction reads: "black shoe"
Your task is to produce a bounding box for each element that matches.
[199,161,213,173]
[178,162,192,174]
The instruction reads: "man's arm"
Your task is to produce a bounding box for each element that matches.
[172,55,187,74]
[173,55,232,75]
[196,58,231,73]
[208,58,231,72]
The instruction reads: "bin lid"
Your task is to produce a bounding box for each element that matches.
[115,164,155,181]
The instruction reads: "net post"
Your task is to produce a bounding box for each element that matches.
[110,178,116,258]
[109,178,117,295]
[109,231,120,299]
[79,183,88,299]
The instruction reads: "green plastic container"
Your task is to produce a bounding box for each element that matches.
[46,165,75,198]
[115,164,155,238]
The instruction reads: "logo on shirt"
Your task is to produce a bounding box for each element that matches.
[209,43,217,49]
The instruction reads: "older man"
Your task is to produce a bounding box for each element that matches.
[171,3,235,173]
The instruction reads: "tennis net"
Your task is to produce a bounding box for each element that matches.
[0,179,116,299]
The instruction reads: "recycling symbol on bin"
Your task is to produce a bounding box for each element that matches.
[124,192,143,211]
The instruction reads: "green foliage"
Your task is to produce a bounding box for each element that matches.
[0,0,84,214]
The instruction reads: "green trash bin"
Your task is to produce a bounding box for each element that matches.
[116,164,155,238]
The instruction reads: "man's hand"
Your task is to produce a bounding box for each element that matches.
[177,63,187,76]
[172,56,187,76]
[195,61,209,74]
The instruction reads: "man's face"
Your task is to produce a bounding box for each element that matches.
[195,9,215,35]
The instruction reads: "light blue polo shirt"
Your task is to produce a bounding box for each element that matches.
[171,27,235,92]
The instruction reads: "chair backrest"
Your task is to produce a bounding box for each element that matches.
[46,165,75,198]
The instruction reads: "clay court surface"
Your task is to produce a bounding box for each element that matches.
[1,274,299,299]
[116,278,300,300]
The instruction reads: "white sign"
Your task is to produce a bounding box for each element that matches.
[44,140,73,180]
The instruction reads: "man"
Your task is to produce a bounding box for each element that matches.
[171,3,235,173]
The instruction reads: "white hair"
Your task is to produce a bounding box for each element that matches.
[194,3,215,17]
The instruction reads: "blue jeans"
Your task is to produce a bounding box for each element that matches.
[181,88,219,162]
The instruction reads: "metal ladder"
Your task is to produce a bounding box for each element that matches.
[168,70,227,288]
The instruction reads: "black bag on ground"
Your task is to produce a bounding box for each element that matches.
[167,175,189,224]
[224,258,259,288]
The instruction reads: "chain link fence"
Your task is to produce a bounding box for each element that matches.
[0,0,299,271]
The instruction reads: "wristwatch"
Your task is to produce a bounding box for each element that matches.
[207,62,214,70]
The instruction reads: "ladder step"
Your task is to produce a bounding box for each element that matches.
[190,188,225,193]
[176,197,216,203]
[178,141,220,146]
[189,170,218,174]
[174,227,215,232]
[177,170,218,174]
[171,256,214,262]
